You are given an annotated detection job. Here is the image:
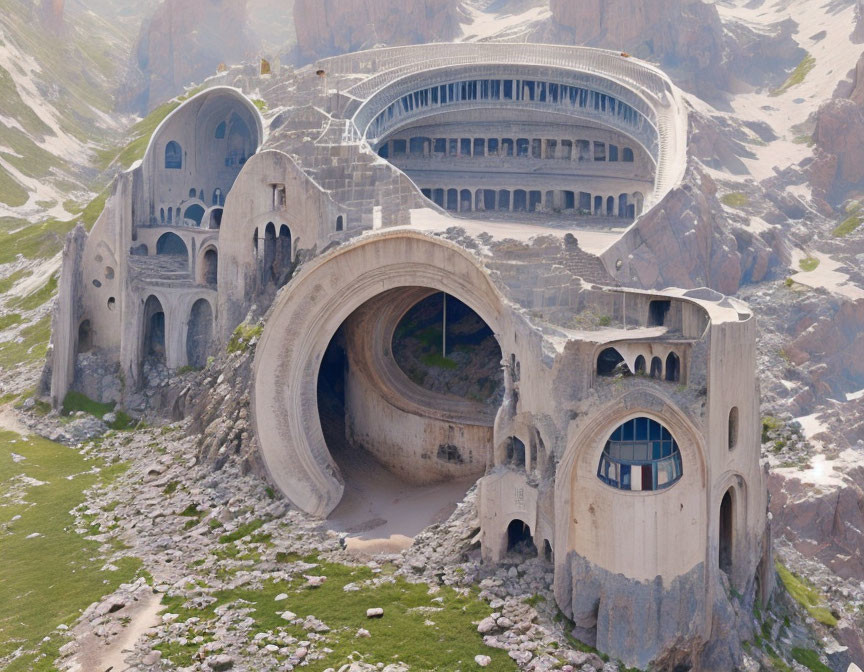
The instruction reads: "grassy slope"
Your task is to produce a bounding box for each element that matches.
[158,555,516,670]
[0,430,142,671]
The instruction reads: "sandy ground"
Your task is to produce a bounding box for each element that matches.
[0,405,30,434]
[327,444,477,554]
[68,591,163,672]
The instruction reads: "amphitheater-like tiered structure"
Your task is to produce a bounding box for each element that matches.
[48,43,769,670]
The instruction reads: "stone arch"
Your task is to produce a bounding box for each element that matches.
[77,319,92,354]
[650,356,662,379]
[184,203,205,227]
[199,247,218,286]
[252,231,510,516]
[156,232,188,259]
[208,207,223,229]
[142,295,166,363]
[665,352,680,382]
[634,354,646,375]
[507,519,537,557]
[596,347,625,376]
[186,298,213,369]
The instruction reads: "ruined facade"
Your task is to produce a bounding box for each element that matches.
[49,43,771,669]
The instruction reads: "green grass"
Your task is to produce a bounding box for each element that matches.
[798,257,820,272]
[0,268,32,294]
[0,314,51,370]
[156,557,515,670]
[0,216,77,264]
[833,213,862,237]
[0,313,23,330]
[218,518,266,544]
[252,98,267,112]
[775,561,838,627]
[8,273,57,311]
[420,352,459,370]
[791,648,832,672]
[0,163,29,208]
[96,100,181,170]
[227,322,264,353]
[61,391,135,430]
[721,192,750,208]
[0,430,143,671]
[792,134,814,146]
[770,54,816,97]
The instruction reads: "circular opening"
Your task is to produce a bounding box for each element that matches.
[316,287,503,550]
[92,279,102,288]
[391,293,503,404]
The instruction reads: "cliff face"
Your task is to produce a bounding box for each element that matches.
[293,0,464,63]
[541,0,800,101]
[810,53,864,208]
[546,0,727,91]
[122,0,252,113]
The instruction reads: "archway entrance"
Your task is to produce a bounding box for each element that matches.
[318,286,504,552]
[252,232,509,518]
[507,519,538,557]
[143,296,165,364]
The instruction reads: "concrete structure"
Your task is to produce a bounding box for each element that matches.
[48,43,768,669]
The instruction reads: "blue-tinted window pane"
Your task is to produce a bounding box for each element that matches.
[635,417,648,441]
[622,420,634,441]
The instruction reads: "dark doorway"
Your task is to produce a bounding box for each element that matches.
[665,352,680,382]
[648,300,671,326]
[507,519,538,557]
[143,295,166,362]
[597,347,625,376]
[719,489,733,576]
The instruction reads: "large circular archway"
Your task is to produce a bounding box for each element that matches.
[252,231,511,517]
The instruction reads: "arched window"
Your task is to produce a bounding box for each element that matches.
[719,489,734,575]
[728,407,739,450]
[597,347,625,376]
[165,141,182,169]
[212,188,222,206]
[215,121,226,139]
[597,417,683,491]
[505,436,525,468]
[634,355,646,375]
[201,248,218,286]
[156,232,188,259]
[77,320,92,354]
[623,147,635,162]
[183,204,205,227]
[665,352,680,382]
[650,356,662,378]
[189,188,197,199]
[336,215,344,232]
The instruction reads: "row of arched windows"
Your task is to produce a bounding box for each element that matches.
[380,136,636,163]
[596,348,680,382]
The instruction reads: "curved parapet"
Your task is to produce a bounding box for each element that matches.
[314,43,687,208]
[252,230,511,516]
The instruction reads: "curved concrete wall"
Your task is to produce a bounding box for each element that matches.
[341,287,497,484]
[252,230,516,516]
